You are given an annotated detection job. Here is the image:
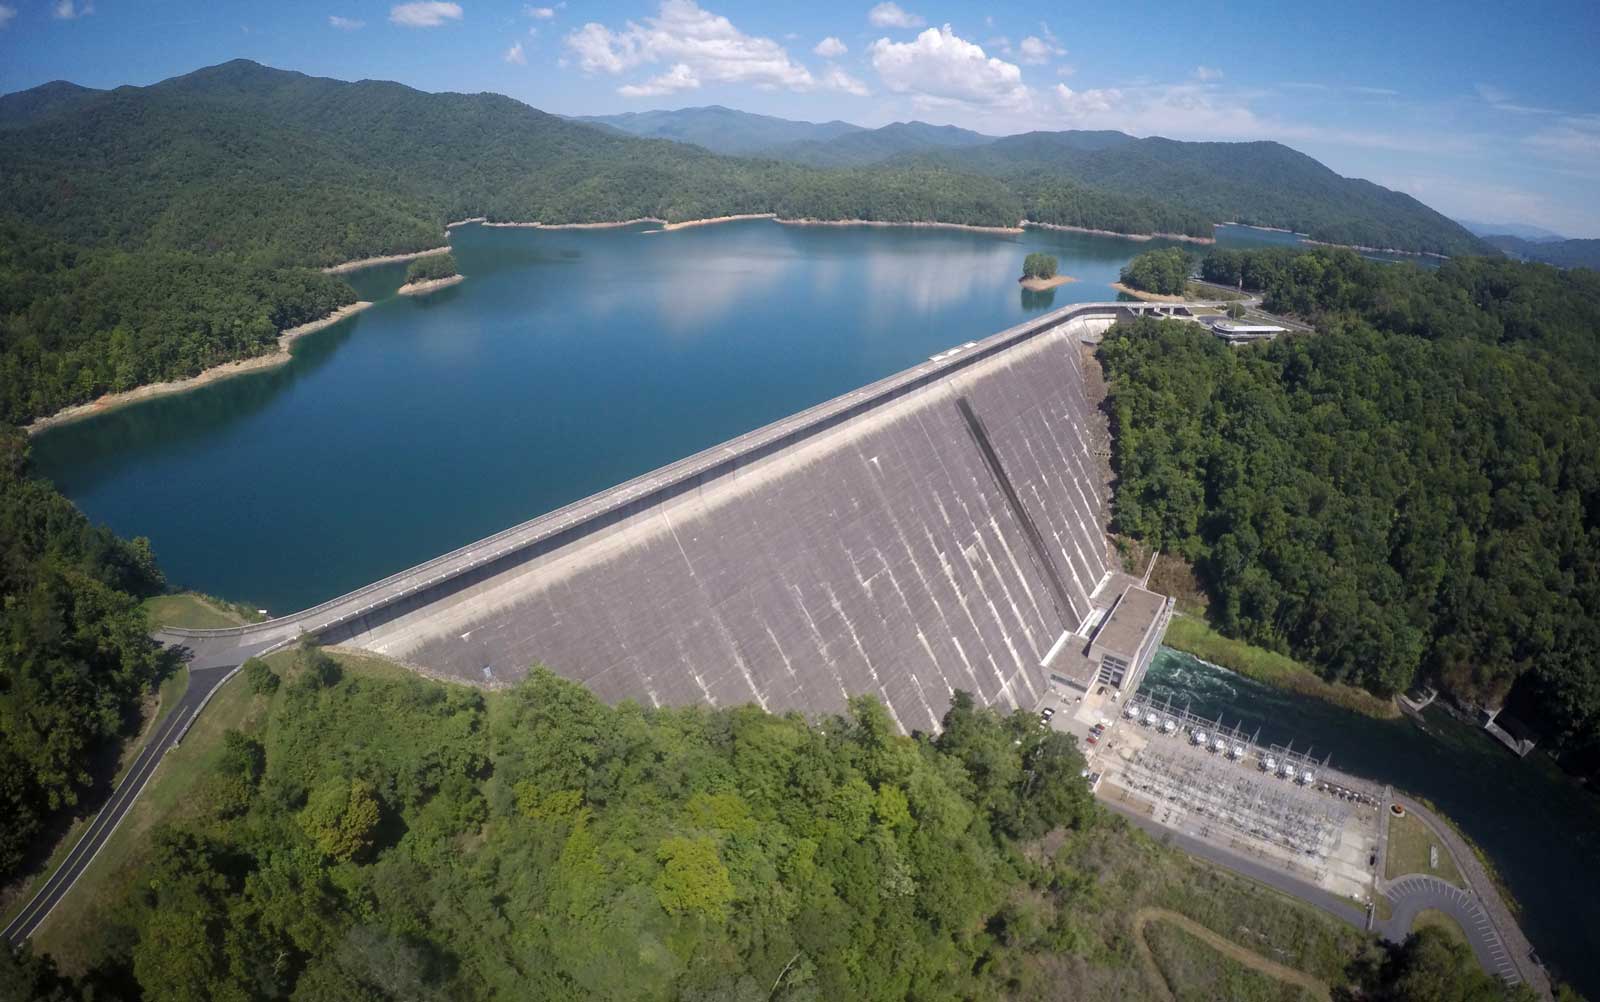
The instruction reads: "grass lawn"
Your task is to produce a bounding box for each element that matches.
[1384,811,1464,886]
[1412,908,1469,946]
[1163,615,1398,720]
[141,591,250,630]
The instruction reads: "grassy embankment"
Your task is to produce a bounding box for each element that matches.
[1139,909,1331,1002]
[32,647,1376,995]
[1163,615,1399,720]
[1412,908,1470,946]
[1384,810,1464,886]
[140,590,260,629]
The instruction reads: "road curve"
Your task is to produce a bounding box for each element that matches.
[1,661,238,947]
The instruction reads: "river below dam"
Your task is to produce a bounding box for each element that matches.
[1139,649,1599,996]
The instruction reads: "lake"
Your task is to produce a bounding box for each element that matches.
[34,219,1212,613]
[1141,649,1599,997]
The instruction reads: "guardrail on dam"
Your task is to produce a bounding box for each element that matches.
[164,301,1179,732]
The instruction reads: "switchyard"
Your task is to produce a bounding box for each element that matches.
[1053,691,1386,906]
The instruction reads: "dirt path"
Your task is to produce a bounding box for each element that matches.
[1131,907,1332,1002]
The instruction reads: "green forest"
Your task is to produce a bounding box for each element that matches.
[1119,248,1195,294]
[1101,249,1600,779]
[1,643,1537,1002]
[0,59,1485,426]
[0,425,170,882]
[404,253,458,285]
[1021,252,1057,280]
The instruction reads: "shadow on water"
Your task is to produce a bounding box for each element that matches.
[1139,648,1600,996]
[1019,286,1057,312]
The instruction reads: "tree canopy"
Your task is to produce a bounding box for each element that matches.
[1101,249,1600,779]
[404,253,458,285]
[1120,248,1194,294]
[1022,252,1058,280]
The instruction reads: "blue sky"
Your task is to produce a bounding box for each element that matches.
[3,0,1598,235]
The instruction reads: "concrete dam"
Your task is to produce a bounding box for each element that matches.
[166,301,1177,732]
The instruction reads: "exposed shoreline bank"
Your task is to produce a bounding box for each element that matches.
[1302,238,1449,260]
[777,217,1024,235]
[1109,282,1189,303]
[26,301,375,435]
[397,274,465,296]
[1019,274,1077,291]
[1023,220,1217,245]
[323,246,452,274]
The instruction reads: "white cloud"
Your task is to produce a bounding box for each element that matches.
[868,2,922,28]
[53,0,93,19]
[1525,122,1600,159]
[527,5,556,17]
[619,62,700,97]
[1194,65,1223,82]
[813,35,847,58]
[389,2,462,28]
[869,25,1028,110]
[0,4,15,29]
[820,65,870,97]
[1054,83,1122,119]
[328,15,365,30]
[1017,35,1063,65]
[566,1,816,96]
[505,41,526,64]
[1475,82,1558,116]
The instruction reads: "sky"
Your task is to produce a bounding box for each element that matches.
[2,0,1598,236]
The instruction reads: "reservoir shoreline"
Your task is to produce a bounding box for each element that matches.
[24,302,374,436]
[397,274,465,296]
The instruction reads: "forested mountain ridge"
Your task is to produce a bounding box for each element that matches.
[574,104,864,155]
[761,120,993,167]
[912,133,1490,256]
[1481,233,1600,270]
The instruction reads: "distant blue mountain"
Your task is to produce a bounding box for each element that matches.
[573,105,862,156]
[1456,219,1566,242]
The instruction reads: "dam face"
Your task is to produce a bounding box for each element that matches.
[319,307,1123,732]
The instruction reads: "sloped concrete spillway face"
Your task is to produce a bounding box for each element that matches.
[323,308,1122,733]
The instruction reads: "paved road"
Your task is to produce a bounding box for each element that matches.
[1,659,239,947]
[1381,874,1521,985]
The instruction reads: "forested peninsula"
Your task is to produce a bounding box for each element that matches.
[1,59,1486,427]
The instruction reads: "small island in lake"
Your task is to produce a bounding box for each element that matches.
[1018,252,1076,291]
[397,252,464,296]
